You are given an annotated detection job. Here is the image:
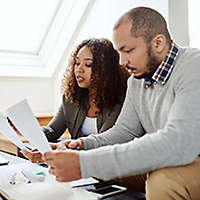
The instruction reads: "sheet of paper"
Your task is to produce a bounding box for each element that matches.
[0,113,25,150]
[69,177,99,187]
[0,163,97,199]
[0,155,9,165]
[6,99,51,154]
[0,163,48,187]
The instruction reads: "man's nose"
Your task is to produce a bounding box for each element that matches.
[119,53,129,65]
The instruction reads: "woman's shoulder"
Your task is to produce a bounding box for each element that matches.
[61,95,79,109]
[102,103,123,116]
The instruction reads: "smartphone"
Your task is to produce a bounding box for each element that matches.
[91,185,127,199]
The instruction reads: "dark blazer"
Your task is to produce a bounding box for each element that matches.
[43,95,122,142]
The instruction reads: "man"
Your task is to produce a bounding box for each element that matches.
[24,7,200,199]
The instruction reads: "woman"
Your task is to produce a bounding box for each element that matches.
[43,38,129,142]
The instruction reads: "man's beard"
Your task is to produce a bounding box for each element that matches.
[134,45,160,80]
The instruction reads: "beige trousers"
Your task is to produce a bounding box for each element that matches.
[115,157,200,200]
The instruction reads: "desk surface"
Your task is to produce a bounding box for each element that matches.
[0,151,145,200]
[0,134,25,155]
[0,151,28,165]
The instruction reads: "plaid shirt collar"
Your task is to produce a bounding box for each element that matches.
[144,41,179,88]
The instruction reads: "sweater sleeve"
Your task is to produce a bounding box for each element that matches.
[79,60,200,180]
[81,76,145,149]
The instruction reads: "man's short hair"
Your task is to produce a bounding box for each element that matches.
[114,7,171,45]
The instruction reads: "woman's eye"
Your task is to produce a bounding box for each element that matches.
[85,64,92,67]
[75,62,80,66]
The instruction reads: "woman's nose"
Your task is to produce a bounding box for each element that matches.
[76,64,84,72]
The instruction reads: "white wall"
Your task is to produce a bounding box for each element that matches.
[0,77,54,115]
[76,0,168,42]
[168,0,189,46]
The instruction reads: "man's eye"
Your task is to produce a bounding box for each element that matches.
[75,62,80,66]
[124,48,134,53]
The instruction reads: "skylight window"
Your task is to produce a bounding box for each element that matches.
[0,0,91,78]
[0,0,61,54]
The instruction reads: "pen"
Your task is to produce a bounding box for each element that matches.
[10,172,17,185]
[21,171,31,184]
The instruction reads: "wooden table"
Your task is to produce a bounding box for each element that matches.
[0,134,27,155]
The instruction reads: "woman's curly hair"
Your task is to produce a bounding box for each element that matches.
[61,38,130,112]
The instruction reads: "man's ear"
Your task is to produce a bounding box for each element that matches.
[151,34,166,53]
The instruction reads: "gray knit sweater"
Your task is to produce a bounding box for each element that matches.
[79,46,200,180]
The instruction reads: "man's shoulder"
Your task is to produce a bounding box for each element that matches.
[174,47,200,74]
[170,47,200,89]
[178,47,200,63]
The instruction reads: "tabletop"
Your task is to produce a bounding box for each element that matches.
[0,151,146,200]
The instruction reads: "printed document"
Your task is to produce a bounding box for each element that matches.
[0,113,25,150]
[6,99,51,154]
[3,99,51,154]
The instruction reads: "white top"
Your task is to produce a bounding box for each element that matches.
[81,116,98,136]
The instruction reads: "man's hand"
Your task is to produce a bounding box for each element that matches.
[22,142,68,163]
[64,139,84,150]
[43,150,81,182]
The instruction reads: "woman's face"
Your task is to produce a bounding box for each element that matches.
[74,46,93,88]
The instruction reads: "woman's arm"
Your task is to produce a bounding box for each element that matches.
[43,96,67,142]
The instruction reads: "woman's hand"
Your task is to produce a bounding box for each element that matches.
[64,139,84,150]
[43,150,81,182]
[21,142,68,163]
[22,148,44,164]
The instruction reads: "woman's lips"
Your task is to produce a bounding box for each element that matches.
[76,75,85,83]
